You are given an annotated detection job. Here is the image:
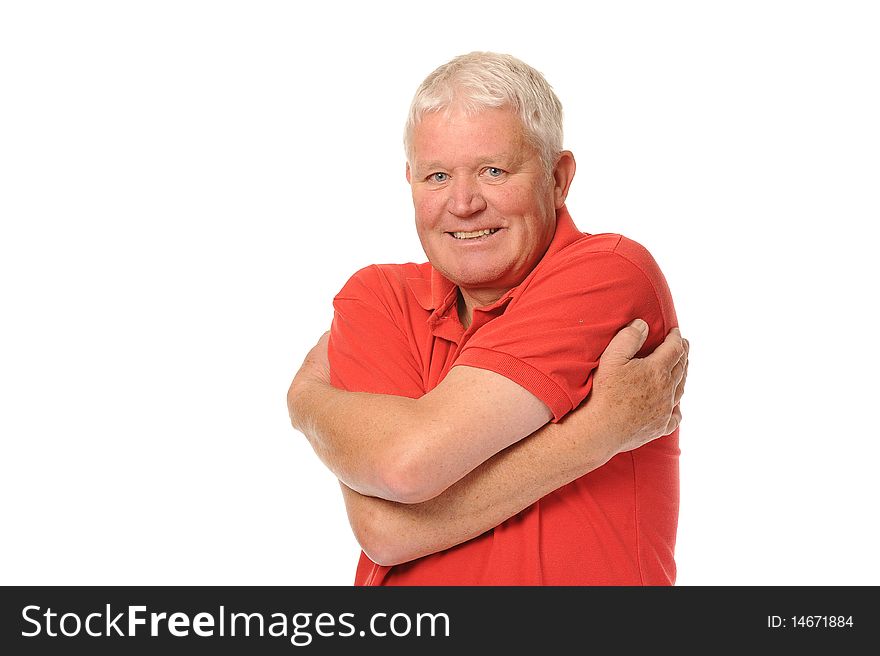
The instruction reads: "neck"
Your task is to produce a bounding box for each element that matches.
[456,287,508,329]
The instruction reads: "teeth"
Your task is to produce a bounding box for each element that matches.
[452,228,498,240]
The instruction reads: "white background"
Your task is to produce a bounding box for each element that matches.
[2,1,878,586]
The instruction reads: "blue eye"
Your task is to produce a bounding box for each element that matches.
[486,167,504,177]
[430,172,448,182]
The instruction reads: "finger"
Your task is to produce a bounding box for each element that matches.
[650,327,685,366]
[671,360,684,387]
[679,338,689,365]
[665,404,682,436]
[673,361,687,405]
[317,330,331,350]
[303,331,331,368]
[600,319,649,366]
[671,344,688,383]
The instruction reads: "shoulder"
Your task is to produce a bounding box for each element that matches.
[531,232,667,286]
[333,262,436,327]
[335,262,430,302]
[554,232,660,269]
[513,231,676,327]
[329,263,429,394]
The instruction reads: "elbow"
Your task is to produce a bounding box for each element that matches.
[360,536,410,568]
[348,504,415,567]
[376,444,449,505]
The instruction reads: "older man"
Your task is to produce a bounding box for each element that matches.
[289,52,687,585]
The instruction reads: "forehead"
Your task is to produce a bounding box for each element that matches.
[410,106,532,168]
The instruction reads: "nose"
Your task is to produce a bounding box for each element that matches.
[446,175,487,217]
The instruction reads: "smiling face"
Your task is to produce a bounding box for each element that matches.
[407,105,575,312]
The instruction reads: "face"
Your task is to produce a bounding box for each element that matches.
[407,106,573,307]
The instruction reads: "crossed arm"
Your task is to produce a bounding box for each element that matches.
[289,320,688,565]
[290,357,551,504]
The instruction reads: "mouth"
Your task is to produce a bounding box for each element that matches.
[448,228,500,240]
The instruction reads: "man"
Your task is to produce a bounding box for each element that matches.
[289,52,688,585]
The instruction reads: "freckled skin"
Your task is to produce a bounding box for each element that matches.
[406,106,575,322]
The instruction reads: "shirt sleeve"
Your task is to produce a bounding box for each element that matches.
[454,235,678,422]
[328,265,426,399]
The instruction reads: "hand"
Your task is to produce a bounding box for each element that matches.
[564,319,688,460]
[297,330,331,386]
[287,331,331,430]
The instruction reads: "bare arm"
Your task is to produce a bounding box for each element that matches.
[289,345,553,504]
[342,322,688,566]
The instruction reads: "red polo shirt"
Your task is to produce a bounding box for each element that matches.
[328,206,679,585]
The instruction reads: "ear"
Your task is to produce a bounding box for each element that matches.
[552,151,576,208]
[405,162,412,184]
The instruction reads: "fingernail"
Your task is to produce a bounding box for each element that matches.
[629,319,648,333]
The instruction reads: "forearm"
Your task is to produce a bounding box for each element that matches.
[342,409,615,567]
[290,365,552,504]
[289,377,421,500]
[327,320,688,566]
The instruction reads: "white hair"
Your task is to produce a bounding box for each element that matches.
[403,51,564,175]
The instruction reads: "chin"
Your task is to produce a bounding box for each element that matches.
[444,263,519,289]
